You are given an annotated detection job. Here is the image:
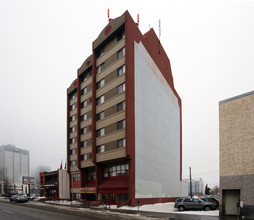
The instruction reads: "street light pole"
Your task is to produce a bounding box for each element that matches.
[189,167,192,198]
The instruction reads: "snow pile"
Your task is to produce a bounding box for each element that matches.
[45,200,82,206]
[114,202,219,216]
[33,196,45,201]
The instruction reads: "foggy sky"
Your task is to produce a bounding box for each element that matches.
[1,0,254,187]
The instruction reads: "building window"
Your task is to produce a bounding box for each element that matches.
[117,30,125,41]
[70,115,76,122]
[82,100,88,108]
[117,65,125,76]
[117,83,125,94]
[88,170,96,180]
[96,78,105,89]
[96,111,105,121]
[82,87,88,95]
[81,140,87,148]
[70,149,76,155]
[117,120,126,130]
[117,47,125,59]
[81,153,91,161]
[83,154,88,160]
[70,104,75,111]
[81,113,87,121]
[104,163,129,177]
[117,101,125,112]
[98,47,105,57]
[97,63,105,74]
[70,126,76,133]
[82,71,91,82]
[117,139,126,148]
[71,173,80,181]
[96,145,105,153]
[71,160,76,166]
[71,94,76,100]
[81,127,87,135]
[96,95,105,105]
[72,193,81,200]
[70,137,76,144]
[96,128,105,137]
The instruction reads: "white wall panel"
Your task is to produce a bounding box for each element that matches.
[134,41,181,198]
[5,151,13,182]
[14,152,20,182]
[21,154,29,180]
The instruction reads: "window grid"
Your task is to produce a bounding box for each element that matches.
[117,101,126,112]
[81,140,88,148]
[117,47,125,59]
[117,120,126,130]
[104,163,129,177]
[96,145,105,153]
[117,65,125,77]
[117,139,126,148]
[96,128,105,137]
[117,83,125,94]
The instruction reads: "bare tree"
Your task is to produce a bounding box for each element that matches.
[210,186,219,196]
[1,167,10,195]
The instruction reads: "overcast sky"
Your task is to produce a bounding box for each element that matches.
[1,0,254,187]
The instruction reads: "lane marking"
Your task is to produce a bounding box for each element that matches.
[2,209,14,214]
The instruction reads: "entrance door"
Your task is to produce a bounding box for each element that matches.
[223,189,240,215]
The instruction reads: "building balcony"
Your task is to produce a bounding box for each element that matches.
[70,154,77,161]
[80,146,92,155]
[81,159,94,168]
[96,147,126,163]
[70,165,79,172]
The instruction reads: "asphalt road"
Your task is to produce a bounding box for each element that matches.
[0,200,151,220]
[0,199,238,220]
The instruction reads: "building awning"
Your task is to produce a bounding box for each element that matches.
[84,180,95,187]
[97,178,128,190]
[81,180,96,193]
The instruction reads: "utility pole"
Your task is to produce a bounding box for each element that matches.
[189,167,192,198]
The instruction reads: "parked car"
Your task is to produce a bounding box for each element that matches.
[200,197,219,209]
[10,195,28,203]
[2,194,10,198]
[174,197,217,211]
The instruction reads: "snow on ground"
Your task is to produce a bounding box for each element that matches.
[24,198,220,217]
[45,200,82,206]
[113,202,219,216]
[33,196,45,201]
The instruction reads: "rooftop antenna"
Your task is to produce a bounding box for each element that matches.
[108,9,112,23]
[137,14,139,27]
[159,19,161,41]
[158,19,161,54]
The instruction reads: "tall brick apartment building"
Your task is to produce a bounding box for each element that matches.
[67,11,182,206]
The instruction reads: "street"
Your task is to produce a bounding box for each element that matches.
[0,199,239,220]
[0,201,151,220]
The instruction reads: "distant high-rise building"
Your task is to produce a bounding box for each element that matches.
[0,144,29,184]
[0,144,30,194]
[67,11,183,205]
[183,178,204,197]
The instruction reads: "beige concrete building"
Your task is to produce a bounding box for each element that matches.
[219,90,254,217]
